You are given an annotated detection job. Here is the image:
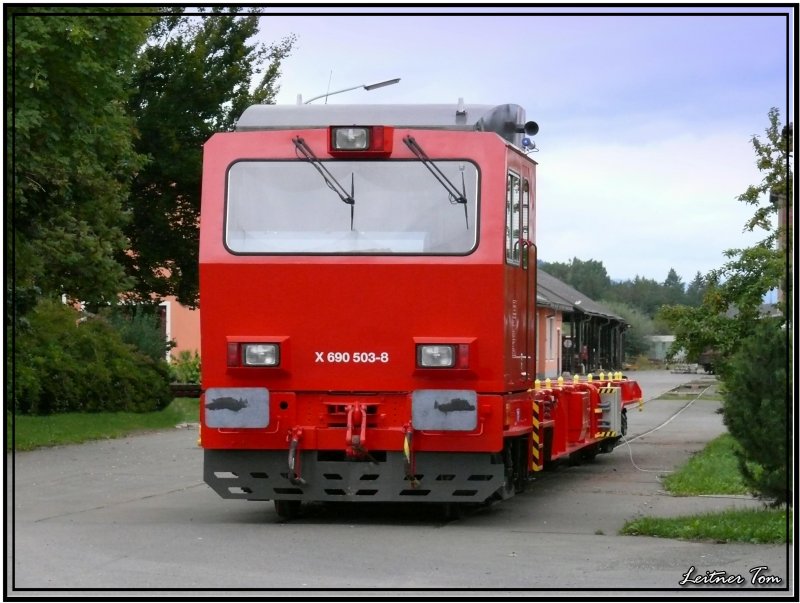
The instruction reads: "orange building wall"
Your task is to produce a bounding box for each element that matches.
[163,297,201,360]
[535,308,563,379]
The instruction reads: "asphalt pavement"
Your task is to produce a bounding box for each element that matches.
[5,369,794,597]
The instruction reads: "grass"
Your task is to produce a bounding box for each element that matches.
[7,398,200,451]
[655,380,725,403]
[662,434,749,496]
[621,430,791,544]
[622,508,789,544]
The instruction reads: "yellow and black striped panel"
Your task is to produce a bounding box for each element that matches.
[595,431,617,439]
[531,400,543,471]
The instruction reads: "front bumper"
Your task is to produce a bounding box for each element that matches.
[204,449,506,503]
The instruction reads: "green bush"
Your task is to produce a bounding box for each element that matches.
[169,350,201,384]
[12,299,172,415]
[719,317,790,506]
[102,304,174,362]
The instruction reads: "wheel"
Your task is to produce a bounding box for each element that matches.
[580,444,599,462]
[273,499,301,519]
[568,451,583,466]
[441,502,468,521]
[621,409,628,436]
[599,438,617,454]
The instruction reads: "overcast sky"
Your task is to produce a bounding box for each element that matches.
[252,6,792,285]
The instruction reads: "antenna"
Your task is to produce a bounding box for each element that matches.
[324,70,333,105]
[303,78,401,105]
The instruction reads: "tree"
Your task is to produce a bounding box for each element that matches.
[539,257,612,301]
[660,108,791,506]
[737,108,792,235]
[684,271,707,307]
[719,317,788,505]
[599,299,655,358]
[658,278,739,363]
[9,8,152,314]
[660,108,790,365]
[14,300,172,415]
[538,258,697,318]
[122,8,296,307]
[717,108,791,324]
[662,268,686,307]
[608,275,665,317]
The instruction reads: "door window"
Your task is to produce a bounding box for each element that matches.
[505,172,521,265]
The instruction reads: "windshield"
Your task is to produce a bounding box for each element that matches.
[225,160,479,255]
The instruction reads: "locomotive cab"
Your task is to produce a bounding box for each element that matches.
[198,101,636,517]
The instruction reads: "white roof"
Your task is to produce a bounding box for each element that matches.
[235,102,533,147]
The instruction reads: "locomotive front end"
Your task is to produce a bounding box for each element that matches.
[199,104,538,516]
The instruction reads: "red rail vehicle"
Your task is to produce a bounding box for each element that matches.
[198,101,643,518]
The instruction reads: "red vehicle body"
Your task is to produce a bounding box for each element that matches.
[198,102,642,517]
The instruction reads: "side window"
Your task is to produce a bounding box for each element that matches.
[521,178,530,249]
[505,172,521,265]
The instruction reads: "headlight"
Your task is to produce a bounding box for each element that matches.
[243,343,280,366]
[332,127,369,150]
[417,344,456,368]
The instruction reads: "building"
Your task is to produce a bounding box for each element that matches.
[646,335,678,363]
[536,270,629,378]
[160,296,200,361]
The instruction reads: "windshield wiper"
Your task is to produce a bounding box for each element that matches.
[293,136,355,230]
[403,135,469,229]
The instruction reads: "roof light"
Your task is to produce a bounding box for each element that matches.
[332,127,369,150]
[328,126,394,157]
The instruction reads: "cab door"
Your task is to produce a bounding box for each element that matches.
[504,164,534,387]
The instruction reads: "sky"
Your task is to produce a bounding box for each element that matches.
[251,5,793,285]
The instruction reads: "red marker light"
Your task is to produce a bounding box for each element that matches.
[457,344,470,369]
[227,343,240,367]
